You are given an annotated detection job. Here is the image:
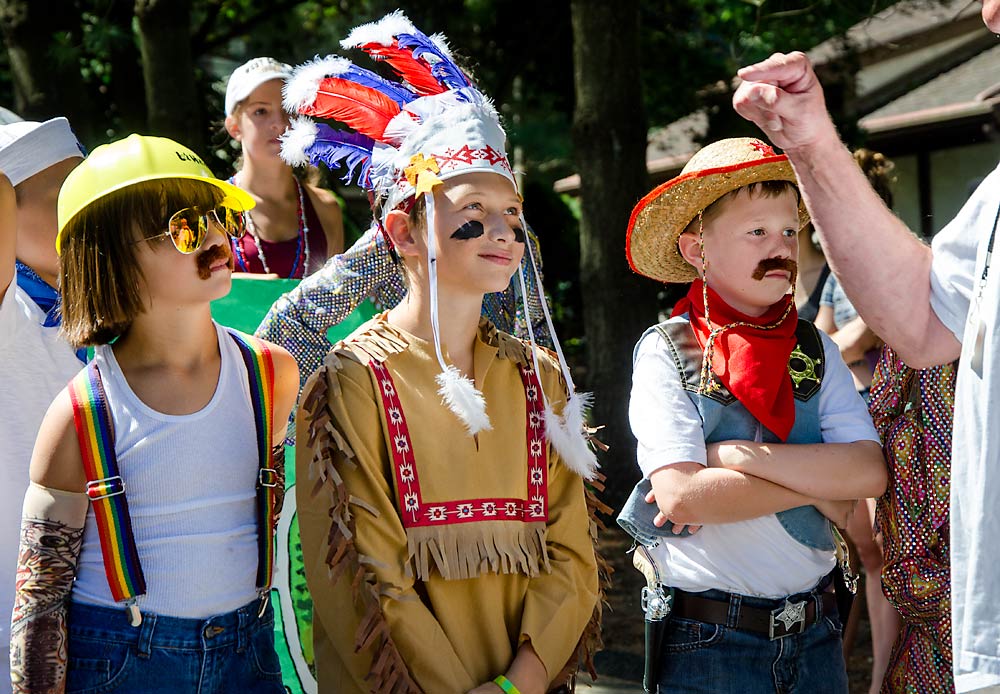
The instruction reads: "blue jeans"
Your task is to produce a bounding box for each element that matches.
[657,588,848,693]
[66,599,285,694]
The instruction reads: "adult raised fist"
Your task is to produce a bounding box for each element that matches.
[733,51,838,155]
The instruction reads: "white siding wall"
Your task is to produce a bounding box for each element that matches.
[890,141,1000,238]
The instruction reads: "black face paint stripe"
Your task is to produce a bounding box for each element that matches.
[450,221,484,240]
[512,227,525,243]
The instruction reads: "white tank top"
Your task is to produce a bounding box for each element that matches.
[71,322,262,618]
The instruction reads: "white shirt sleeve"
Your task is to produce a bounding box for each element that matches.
[629,329,707,478]
[929,165,1000,341]
[816,330,880,444]
[0,276,19,349]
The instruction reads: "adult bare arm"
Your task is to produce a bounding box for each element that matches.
[647,461,821,527]
[733,52,960,368]
[706,439,887,501]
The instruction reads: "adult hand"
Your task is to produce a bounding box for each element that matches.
[732,51,838,154]
[644,486,702,535]
[467,684,502,694]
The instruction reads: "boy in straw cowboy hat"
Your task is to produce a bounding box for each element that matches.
[618,137,887,693]
[285,11,602,694]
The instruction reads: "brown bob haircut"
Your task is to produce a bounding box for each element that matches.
[59,178,224,348]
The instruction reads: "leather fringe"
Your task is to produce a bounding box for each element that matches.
[404,521,550,581]
[550,473,613,691]
[301,357,421,694]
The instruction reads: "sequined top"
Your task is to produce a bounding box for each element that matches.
[255,224,552,390]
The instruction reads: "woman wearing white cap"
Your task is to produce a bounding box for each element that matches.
[224,57,344,278]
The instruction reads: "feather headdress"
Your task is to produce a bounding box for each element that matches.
[279,11,597,476]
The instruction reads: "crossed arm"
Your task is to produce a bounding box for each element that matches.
[645,440,881,532]
[633,329,886,532]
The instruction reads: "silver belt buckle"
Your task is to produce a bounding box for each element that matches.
[769,598,807,639]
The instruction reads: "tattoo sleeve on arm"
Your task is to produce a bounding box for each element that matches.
[271,442,287,520]
[10,516,85,694]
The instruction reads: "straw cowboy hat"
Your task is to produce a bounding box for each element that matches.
[626,137,809,284]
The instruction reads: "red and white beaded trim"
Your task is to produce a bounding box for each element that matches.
[370,360,548,528]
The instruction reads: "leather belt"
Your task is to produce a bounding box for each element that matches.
[672,588,838,640]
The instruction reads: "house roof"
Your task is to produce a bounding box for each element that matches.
[809,0,981,64]
[861,41,1000,132]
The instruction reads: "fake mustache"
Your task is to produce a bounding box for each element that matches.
[751,257,798,282]
[196,242,234,280]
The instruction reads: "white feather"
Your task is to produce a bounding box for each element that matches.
[436,365,492,436]
[428,32,456,61]
[341,9,416,49]
[278,117,318,166]
[544,393,599,480]
[283,55,352,113]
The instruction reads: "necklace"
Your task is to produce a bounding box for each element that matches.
[231,175,310,278]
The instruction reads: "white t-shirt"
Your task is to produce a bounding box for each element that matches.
[629,325,879,598]
[929,162,1000,693]
[0,278,81,693]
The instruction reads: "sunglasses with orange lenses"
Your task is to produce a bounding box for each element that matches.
[139,204,247,254]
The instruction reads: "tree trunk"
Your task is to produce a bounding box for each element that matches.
[106,0,147,137]
[135,0,204,154]
[570,0,658,506]
[0,0,100,143]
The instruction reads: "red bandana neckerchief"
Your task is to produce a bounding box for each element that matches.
[673,279,798,441]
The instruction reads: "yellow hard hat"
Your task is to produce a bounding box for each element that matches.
[56,134,254,253]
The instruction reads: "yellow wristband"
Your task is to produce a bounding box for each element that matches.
[493,675,521,694]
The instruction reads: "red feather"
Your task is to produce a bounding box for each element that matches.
[302,77,402,140]
[359,42,446,96]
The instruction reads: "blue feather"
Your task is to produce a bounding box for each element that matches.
[307,125,375,187]
[337,64,416,107]
[396,30,471,91]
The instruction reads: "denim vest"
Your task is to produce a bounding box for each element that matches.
[645,315,834,551]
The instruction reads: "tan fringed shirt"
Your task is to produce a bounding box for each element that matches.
[296,315,599,694]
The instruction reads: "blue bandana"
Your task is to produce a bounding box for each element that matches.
[14,260,87,362]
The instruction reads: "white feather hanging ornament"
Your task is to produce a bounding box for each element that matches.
[545,391,598,479]
[436,365,492,435]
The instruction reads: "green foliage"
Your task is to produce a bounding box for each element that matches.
[640,0,896,129]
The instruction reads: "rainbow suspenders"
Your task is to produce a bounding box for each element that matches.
[67,330,278,626]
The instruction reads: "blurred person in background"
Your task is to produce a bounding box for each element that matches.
[224,57,344,278]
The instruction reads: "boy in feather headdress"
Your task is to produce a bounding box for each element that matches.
[287,12,604,694]
[619,137,887,693]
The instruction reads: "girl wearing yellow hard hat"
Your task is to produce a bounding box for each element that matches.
[11,134,298,693]
[224,57,344,278]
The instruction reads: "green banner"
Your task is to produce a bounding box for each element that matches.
[212,277,376,694]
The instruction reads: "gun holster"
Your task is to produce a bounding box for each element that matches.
[633,544,673,693]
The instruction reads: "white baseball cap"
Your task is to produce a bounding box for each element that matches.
[225,57,292,117]
[0,117,85,186]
